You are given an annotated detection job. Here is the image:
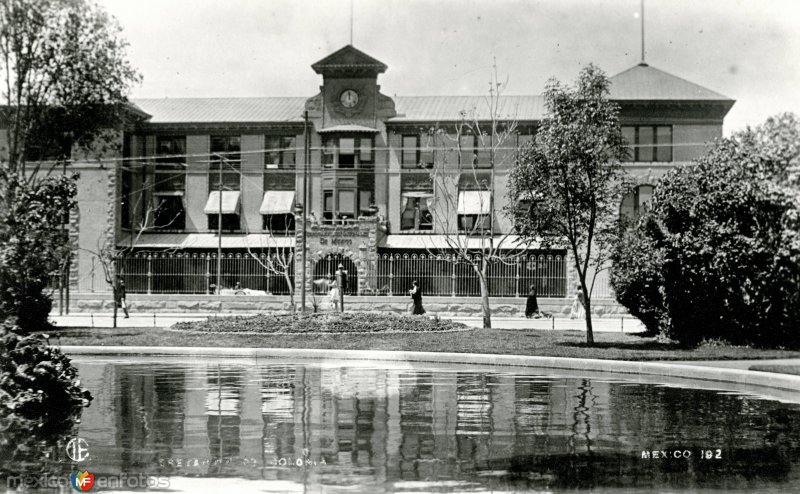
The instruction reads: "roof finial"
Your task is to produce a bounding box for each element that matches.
[350,0,354,45]
[640,0,646,64]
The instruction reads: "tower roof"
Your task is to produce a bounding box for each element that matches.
[311,45,388,76]
[609,62,732,101]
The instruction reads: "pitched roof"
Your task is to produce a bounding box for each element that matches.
[311,45,388,74]
[609,63,732,101]
[130,97,307,124]
[393,95,545,122]
[131,64,733,124]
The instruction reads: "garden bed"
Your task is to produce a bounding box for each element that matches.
[171,311,470,334]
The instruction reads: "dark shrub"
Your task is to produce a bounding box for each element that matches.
[612,113,800,348]
[0,320,92,425]
[610,216,667,336]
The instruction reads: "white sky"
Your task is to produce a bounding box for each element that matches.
[97,0,800,135]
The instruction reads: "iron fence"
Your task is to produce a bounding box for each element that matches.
[375,252,568,298]
[116,250,579,298]
[119,251,294,295]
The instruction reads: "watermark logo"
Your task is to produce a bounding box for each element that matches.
[66,438,90,462]
[70,471,95,492]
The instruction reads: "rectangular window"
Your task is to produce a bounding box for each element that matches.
[323,190,334,223]
[359,190,373,214]
[209,135,241,191]
[458,214,491,232]
[322,138,335,168]
[638,127,654,162]
[402,135,418,168]
[358,137,373,167]
[154,195,186,229]
[621,126,672,162]
[400,196,433,231]
[338,138,355,168]
[121,171,132,230]
[459,135,476,167]
[656,126,673,162]
[263,213,295,232]
[265,135,296,169]
[621,126,636,162]
[154,136,186,195]
[338,190,356,217]
[155,136,186,164]
[419,135,434,168]
[208,214,240,232]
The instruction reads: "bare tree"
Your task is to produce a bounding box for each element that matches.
[424,66,523,328]
[83,187,180,328]
[242,218,296,311]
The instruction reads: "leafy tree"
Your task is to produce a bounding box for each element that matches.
[508,65,628,345]
[0,0,139,331]
[0,174,76,331]
[611,113,800,347]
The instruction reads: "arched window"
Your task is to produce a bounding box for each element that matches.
[620,185,654,220]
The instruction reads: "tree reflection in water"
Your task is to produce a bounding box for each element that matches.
[43,362,800,492]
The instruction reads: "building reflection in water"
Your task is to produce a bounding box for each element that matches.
[72,361,800,492]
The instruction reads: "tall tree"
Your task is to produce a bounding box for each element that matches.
[0,0,139,178]
[508,65,627,345]
[0,0,139,331]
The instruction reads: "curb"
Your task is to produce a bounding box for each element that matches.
[61,346,800,397]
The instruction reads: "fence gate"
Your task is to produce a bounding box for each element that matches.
[312,254,358,295]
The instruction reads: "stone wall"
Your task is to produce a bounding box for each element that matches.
[63,292,632,318]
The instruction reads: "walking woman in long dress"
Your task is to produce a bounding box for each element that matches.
[409,280,426,315]
[569,284,585,319]
[525,283,540,318]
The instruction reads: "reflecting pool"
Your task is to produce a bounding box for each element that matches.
[4,358,800,493]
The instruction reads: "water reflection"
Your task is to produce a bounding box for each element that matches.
[41,362,800,491]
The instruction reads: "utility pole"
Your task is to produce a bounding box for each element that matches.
[217,153,223,294]
[300,110,309,313]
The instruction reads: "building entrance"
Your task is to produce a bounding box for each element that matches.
[312,254,358,295]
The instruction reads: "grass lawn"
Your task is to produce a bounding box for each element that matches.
[40,324,800,362]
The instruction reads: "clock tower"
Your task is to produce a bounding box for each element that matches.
[305,45,396,128]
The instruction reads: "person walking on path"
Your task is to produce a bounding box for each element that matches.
[569,284,585,320]
[114,276,130,318]
[525,284,543,319]
[409,280,426,315]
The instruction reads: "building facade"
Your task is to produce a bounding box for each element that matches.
[47,45,735,304]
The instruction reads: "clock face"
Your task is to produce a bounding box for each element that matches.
[340,89,359,108]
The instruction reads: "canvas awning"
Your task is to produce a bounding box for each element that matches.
[203,190,240,214]
[378,234,531,250]
[259,190,295,215]
[457,190,491,215]
[117,233,295,249]
[317,124,379,133]
[401,191,434,198]
[153,190,184,196]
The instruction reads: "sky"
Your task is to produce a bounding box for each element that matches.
[97,0,800,135]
